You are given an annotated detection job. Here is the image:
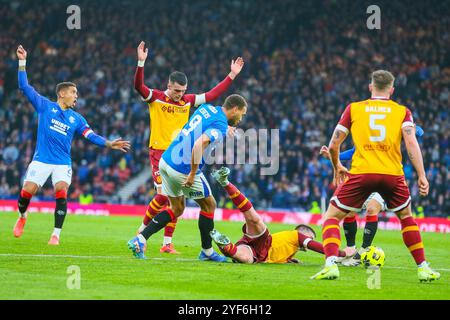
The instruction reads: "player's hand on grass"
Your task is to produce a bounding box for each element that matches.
[183,173,196,188]
[319,145,331,160]
[17,45,27,60]
[333,163,348,186]
[107,138,131,152]
[137,41,148,62]
[229,57,244,79]
[418,175,429,196]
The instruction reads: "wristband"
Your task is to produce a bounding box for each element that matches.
[19,60,26,67]
[137,60,145,67]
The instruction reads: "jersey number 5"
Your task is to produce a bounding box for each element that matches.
[369,114,386,142]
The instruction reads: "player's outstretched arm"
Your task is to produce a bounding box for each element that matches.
[183,134,211,187]
[79,124,131,152]
[402,126,429,196]
[193,57,244,106]
[134,41,152,101]
[16,45,47,113]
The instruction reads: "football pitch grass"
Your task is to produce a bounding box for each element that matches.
[1,212,449,300]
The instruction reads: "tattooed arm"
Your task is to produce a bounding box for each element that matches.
[402,126,429,196]
[328,127,349,186]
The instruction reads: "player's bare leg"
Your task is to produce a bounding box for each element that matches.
[13,181,38,238]
[310,203,347,280]
[396,204,440,282]
[48,181,69,245]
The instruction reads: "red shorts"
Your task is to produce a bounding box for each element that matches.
[331,173,411,213]
[235,224,272,263]
[149,148,165,187]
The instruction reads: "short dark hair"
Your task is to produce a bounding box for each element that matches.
[169,71,188,86]
[56,82,76,96]
[371,70,395,91]
[295,224,316,239]
[223,94,247,110]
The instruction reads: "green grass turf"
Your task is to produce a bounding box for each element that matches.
[0,211,449,300]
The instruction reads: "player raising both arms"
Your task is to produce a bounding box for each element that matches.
[311,70,440,282]
[209,167,348,264]
[134,41,244,254]
[128,94,248,262]
[319,123,424,266]
[13,45,130,245]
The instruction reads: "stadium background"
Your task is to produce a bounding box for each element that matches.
[0,0,448,218]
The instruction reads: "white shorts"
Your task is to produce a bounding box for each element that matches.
[159,158,212,199]
[24,161,72,187]
[362,192,387,211]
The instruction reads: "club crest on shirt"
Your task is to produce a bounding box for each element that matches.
[69,116,75,124]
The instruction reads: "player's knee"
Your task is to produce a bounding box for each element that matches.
[23,182,38,195]
[395,206,412,220]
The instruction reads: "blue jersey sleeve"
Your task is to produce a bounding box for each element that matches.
[76,116,107,147]
[18,70,49,113]
[340,147,355,161]
[415,125,424,137]
[204,121,227,143]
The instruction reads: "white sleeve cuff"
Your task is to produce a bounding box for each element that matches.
[19,60,26,67]
[336,124,349,135]
[141,89,153,102]
[194,93,206,106]
[302,237,312,249]
[402,121,414,128]
[137,60,145,67]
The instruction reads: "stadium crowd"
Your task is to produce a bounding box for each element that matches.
[0,0,448,216]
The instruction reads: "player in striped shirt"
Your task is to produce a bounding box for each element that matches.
[133,41,244,253]
[13,45,131,245]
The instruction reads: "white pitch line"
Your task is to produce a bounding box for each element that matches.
[0,253,449,272]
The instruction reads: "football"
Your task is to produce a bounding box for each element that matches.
[360,246,386,268]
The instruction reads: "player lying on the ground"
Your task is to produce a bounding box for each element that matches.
[311,70,439,282]
[209,167,348,264]
[134,41,244,254]
[13,45,130,245]
[319,125,423,266]
[127,95,248,262]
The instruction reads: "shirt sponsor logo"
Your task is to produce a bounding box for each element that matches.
[363,144,391,152]
[161,105,189,114]
[49,118,71,136]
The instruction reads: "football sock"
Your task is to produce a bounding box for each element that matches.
[18,189,32,218]
[202,247,214,256]
[164,218,177,240]
[141,209,174,240]
[143,194,168,225]
[322,218,341,258]
[54,190,67,229]
[298,232,346,257]
[224,183,253,212]
[198,211,214,250]
[163,236,172,246]
[343,216,357,247]
[217,242,238,257]
[362,215,378,248]
[52,228,61,237]
[400,216,425,265]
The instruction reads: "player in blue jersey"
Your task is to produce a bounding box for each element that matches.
[319,124,424,265]
[13,45,131,245]
[128,94,248,261]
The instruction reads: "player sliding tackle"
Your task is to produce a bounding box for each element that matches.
[311,70,440,282]
[319,122,424,266]
[209,167,348,263]
[13,45,131,245]
[128,95,248,262]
